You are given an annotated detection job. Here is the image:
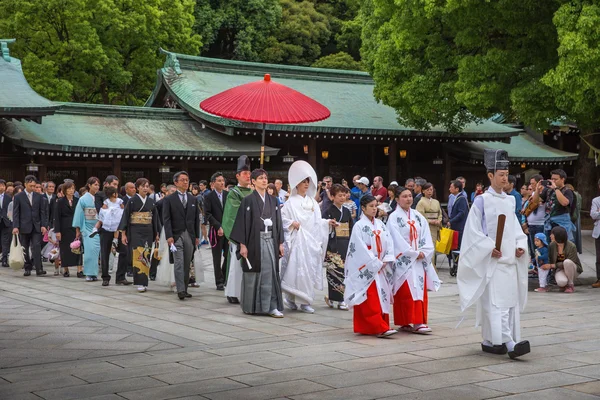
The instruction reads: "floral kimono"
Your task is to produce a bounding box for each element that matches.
[344,214,395,335]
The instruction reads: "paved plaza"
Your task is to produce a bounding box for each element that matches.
[0,234,599,400]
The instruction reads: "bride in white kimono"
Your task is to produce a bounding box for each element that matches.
[344,194,397,337]
[387,186,441,334]
[280,161,332,313]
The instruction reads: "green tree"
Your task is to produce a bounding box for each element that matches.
[261,0,331,66]
[312,51,362,70]
[361,0,600,203]
[194,0,281,61]
[0,0,201,105]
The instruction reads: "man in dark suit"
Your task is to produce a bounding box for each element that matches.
[43,181,56,229]
[163,171,200,300]
[448,179,469,248]
[0,179,12,267]
[204,172,229,290]
[12,175,48,276]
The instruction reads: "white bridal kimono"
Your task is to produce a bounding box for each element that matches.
[458,188,529,345]
[155,228,204,291]
[344,215,395,313]
[387,206,441,299]
[280,161,329,304]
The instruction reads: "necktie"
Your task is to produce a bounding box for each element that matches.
[218,192,222,205]
[181,192,187,208]
[0,195,3,210]
[28,192,32,206]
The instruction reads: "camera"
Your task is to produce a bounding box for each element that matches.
[540,180,552,188]
[321,182,327,189]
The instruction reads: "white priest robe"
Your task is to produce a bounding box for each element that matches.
[344,215,395,314]
[386,206,441,300]
[458,188,529,345]
[280,161,330,305]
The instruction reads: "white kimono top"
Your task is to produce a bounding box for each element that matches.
[387,206,441,301]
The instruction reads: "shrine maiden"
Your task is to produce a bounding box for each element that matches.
[387,186,441,334]
[280,160,332,313]
[458,149,530,359]
[344,195,396,337]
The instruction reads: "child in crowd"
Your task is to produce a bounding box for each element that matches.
[89,189,124,238]
[533,232,550,292]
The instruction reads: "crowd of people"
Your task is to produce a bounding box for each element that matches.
[0,149,596,360]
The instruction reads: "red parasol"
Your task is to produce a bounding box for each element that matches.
[200,74,330,166]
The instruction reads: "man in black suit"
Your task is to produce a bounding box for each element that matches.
[0,180,12,267]
[163,171,200,300]
[204,172,229,290]
[12,175,48,276]
[43,181,56,229]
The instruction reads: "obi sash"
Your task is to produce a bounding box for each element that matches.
[84,208,97,220]
[131,211,152,225]
[335,222,350,238]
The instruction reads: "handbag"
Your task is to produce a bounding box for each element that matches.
[8,234,25,270]
[435,227,454,255]
[451,230,459,251]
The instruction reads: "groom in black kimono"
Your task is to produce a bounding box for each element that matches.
[230,169,285,317]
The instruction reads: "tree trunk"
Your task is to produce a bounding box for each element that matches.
[574,131,599,212]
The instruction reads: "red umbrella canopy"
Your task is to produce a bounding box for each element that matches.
[199,74,331,124]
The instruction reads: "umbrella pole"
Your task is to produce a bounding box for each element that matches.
[260,123,266,168]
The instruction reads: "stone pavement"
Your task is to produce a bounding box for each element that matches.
[0,233,599,400]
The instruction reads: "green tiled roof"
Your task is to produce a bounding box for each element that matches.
[0,39,58,122]
[148,51,522,139]
[0,103,279,157]
[448,133,578,162]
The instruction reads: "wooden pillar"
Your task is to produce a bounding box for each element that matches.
[443,151,452,200]
[112,158,122,182]
[370,145,376,178]
[388,142,397,183]
[308,138,317,169]
[38,155,47,182]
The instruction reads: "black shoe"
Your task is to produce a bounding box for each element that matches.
[77,271,84,278]
[36,270,47,276]
[63,270,70,277]
[116,280,132,285]
[102,280,109,286]
[508,341,531,359]
[177,291,186,300]
[91,276,98,281]
[1,261,8,268]
[149,275,156,281]
[481,343,508,355]
[189,277,196,285]
[184,292,192,298]
[216,284,225,291]
[227,296,239,304]
[23,270,31,276]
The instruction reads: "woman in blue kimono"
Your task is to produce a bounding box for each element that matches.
[73,177,101,280]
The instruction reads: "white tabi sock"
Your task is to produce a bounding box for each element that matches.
[506,340,516,352]
[482,340,493,347]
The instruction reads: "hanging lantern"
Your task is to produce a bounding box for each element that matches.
[321,150,329,160]
[521,162,526,169]
[384,146,389,156]
[433,158,443,165]
[283,154,294,163]
[303,145,309,154]
[399,150,407,159]
[159,163,171,174]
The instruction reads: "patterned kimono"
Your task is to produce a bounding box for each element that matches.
[72,192,100,277]
[387,206,441,327]
[344,214,395,335]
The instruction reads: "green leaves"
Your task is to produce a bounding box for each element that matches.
[0,0,201,105]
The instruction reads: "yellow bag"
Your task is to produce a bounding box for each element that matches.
[436,227,454,255]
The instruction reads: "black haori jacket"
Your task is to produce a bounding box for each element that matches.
[230,190,283,273]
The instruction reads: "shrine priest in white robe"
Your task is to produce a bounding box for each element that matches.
[280,161,334,313]
[458,149,530,359]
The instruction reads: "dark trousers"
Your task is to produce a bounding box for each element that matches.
[100,230,115,281]
[211,235,228,286]
[20,231,42,272]
[595,237,600,280]
[0,222,10,262]
[116,233,128,282]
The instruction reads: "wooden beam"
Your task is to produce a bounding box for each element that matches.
[388,142,397,183]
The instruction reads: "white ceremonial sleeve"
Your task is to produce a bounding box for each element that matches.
[457,205,497,312]
[386,214,420,293]
[417,211,441,293]
[344,226,383,308]
[513,213,530,311]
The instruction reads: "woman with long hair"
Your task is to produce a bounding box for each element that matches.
[73,177,101,280]
[416,182,442,268]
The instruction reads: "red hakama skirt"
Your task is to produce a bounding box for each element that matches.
[393,280,428,326]
[353,281,390,335]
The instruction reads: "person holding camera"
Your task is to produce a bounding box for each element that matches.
[319,176,333,214]
[535,170,575,242]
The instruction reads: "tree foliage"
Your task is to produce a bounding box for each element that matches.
[312,51,362,70]
[0,0,201,105]
[194,0,281,61]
